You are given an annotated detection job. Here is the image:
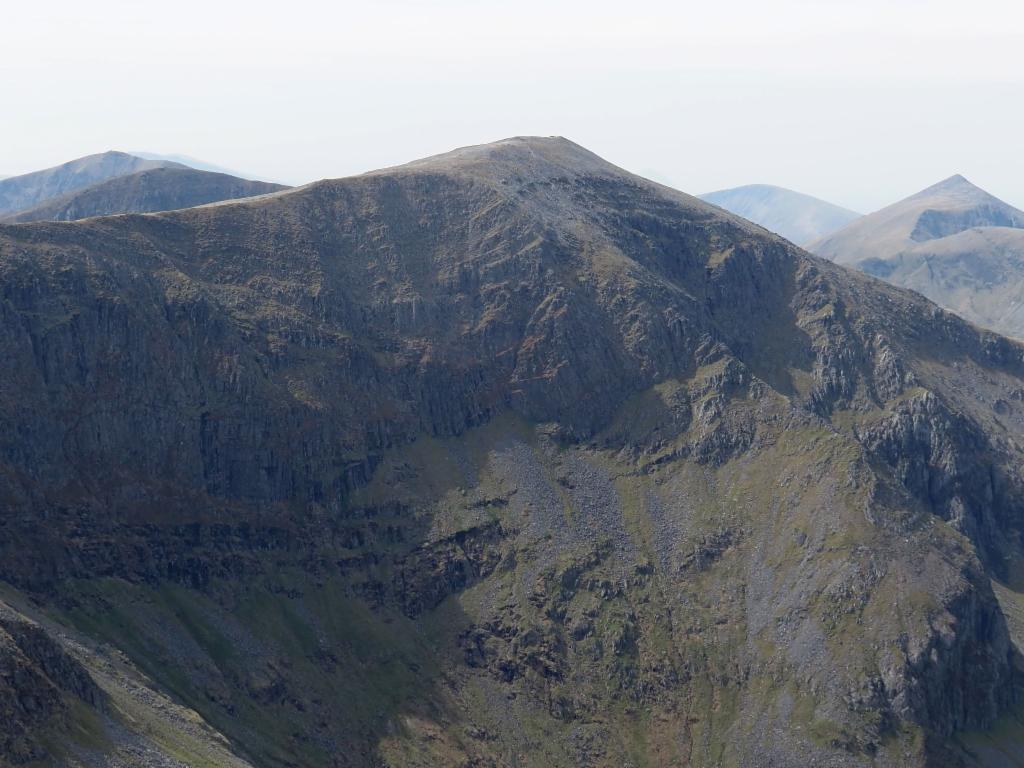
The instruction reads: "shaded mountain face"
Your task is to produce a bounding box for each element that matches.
[700,183,860,245]
[1,167,289,223]
[0,151,183,217]
[808,176,1024,339]
[2,137,1024,767]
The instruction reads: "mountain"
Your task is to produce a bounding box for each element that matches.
[809,175,1024,265]
[700,183,860,245]
[2,136,1024,767]
[0,151,183,217]
[808,175,1024,338]
[1,167,289,223]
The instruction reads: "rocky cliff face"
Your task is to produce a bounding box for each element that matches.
[0,137,1023,767]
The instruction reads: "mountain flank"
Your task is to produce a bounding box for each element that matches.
[700,183,860,245]
[1,137,1024,766]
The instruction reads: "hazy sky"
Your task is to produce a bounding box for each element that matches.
[3,0,1022,212]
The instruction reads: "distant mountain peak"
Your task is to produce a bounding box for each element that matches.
[909,173,995,203]
[810,174,1024,265]
[698,183,860,245]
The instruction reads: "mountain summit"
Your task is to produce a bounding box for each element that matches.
[1,138,1024,766]
[382,135,618,176]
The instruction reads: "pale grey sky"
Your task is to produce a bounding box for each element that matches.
[3,0,1022,212]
